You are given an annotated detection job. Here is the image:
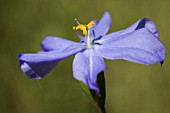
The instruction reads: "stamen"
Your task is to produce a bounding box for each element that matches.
[74,18,80,25]
[75,24,87,35]
[74,29,85,40]
[73,20,95,36]
[87,21,95,29]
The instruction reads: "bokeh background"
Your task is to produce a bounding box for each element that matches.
[0,0,170,113]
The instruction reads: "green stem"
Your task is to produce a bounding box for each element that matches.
[79,71,107,113]
[90,71,106,113]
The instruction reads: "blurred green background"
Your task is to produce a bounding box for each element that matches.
[0,0,170,113]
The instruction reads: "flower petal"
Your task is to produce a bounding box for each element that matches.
[19,45,85,79]
[93,12,112,39]
[41,36,81,51]
[135,18,158,37]
[99,18,158,41]
[73,49,106,93]
[95,28,165,65]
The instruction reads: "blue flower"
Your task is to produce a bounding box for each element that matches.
[18,12,165,93]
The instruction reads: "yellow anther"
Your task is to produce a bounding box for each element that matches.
[73,26,76,30]
[75,24,87,35]
[87,21,95,29]
[73,21,95,36]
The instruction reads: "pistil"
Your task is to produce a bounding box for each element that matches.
[86,30,93,49]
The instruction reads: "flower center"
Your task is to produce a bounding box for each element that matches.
[73,20,95,49]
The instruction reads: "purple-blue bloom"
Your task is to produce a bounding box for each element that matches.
[18,12,165,93]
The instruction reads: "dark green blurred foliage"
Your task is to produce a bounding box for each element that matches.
[0,0,170,113]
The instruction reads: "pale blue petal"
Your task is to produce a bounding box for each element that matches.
[95,28,165,65]
[73,49,106,93]
[19,45,85,79]
[93,12,112,39]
